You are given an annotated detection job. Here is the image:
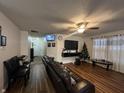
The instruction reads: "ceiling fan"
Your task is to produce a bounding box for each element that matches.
[68,22,99,33]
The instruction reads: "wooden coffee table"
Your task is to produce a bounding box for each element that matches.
[91,59,113,70]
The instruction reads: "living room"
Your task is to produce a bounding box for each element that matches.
[0,0,124,93]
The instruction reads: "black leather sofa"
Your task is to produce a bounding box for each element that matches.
[41,56,95,93]
[4,56,30,89]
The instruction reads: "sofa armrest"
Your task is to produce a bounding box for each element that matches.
[75,81,87,90]
[74,80,95,93]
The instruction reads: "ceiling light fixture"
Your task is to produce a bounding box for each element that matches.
[80,24,85,29]
[78,28,85,33]
[77,24,85,33]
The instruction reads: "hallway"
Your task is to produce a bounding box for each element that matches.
[5,57,55,93]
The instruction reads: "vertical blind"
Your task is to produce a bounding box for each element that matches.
[92,35,124,73]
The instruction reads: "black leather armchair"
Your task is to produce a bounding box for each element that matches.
[4,56,30,89]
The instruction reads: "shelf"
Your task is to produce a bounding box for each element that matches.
[62,52,81,57]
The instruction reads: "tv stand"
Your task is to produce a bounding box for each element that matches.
[62,52,81,57]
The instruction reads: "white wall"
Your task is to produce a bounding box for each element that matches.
[0,11,20,91]
[46,34,84,63]
[40,37,47,56]
[82,37,93,58]
[20,31,32,61]
[20,31,29,56]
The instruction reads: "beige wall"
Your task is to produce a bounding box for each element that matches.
[0,11,20,91]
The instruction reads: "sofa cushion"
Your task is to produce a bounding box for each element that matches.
[49,62,75,93]
[47,64,68,93]
[10,56,20,71]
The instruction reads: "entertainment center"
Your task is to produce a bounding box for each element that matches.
[62,40,80,57]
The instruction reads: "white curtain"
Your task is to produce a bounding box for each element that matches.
[92,35,124,73]
[92,38,107,59]
[107,36,120,71]
[119,35,124,73]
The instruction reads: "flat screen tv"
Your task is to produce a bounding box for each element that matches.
[46,34,56,41]
[64,40,78,50]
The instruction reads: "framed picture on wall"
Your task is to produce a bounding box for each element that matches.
[48,43,51,47]
[52,43,55,47]
[0,36,1,46]
[1,36,6,46]
[0,26,1,35]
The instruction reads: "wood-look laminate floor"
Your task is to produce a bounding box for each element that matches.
[65,63,124,93]
[5,57,55,93]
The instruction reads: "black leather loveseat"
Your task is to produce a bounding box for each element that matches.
[41,56,95,93]
[4,56,30,89]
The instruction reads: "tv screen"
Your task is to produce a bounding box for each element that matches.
[46,35,56,41]
[64,40,78,50]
